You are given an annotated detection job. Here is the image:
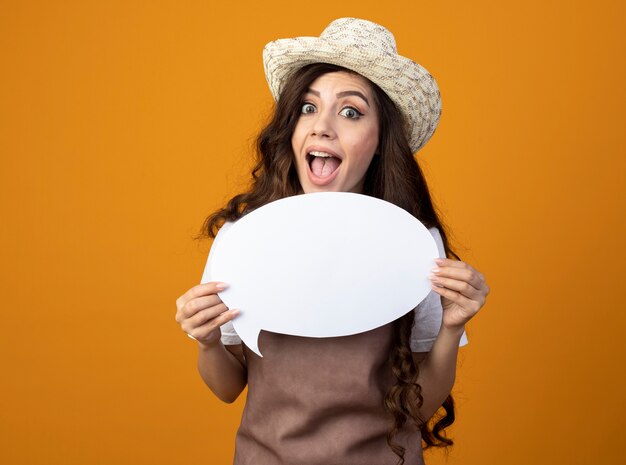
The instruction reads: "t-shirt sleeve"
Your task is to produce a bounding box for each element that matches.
[410,227,469,353]
[220,320,242,346]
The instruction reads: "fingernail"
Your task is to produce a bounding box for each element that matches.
[230,309,240,316]
[431,267,441,274]
[435,258,445,265]
[216,282,228,291]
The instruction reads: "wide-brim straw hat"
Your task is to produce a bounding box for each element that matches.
[263,17,442,153]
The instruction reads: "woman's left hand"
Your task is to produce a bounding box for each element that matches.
[429,258,490,330]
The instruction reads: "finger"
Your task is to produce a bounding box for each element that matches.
[432,261,484,289]
[431,285,482,315]
[188,308,240,340]
[434,257,470,269]
[183,302,229,331]
[434,258,483,276]
[176,282,228,311]
[179,294,225,320]
[176,294,223,323]
[431,275,482,299]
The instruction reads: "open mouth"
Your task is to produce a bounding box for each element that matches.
[306,151,342,179]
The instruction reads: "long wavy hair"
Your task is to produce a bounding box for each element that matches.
[201,63,460,463]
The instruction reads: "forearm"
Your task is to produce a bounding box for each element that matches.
[197,341,247,403]
[415,324,465,421]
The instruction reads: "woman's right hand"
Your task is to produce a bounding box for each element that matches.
[175,282,239,348]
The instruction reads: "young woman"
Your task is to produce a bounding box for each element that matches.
[175,18,490,465]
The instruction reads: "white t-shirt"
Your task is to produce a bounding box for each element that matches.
[219,227,468,352]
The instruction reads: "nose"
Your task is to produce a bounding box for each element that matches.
[310,109,336,139]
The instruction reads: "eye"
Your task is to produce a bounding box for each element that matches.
[301,103,316,114]
[339,106,363,119]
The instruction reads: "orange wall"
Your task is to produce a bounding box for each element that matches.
[1,1,624,464]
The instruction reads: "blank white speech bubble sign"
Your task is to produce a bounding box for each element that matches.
[201,192,438,357]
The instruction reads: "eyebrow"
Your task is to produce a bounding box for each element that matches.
[306,88,370,107]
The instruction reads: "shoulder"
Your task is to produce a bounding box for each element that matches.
[427,226,445,259]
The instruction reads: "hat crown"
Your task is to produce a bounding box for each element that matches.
[263,18,441,153]
[320,18,398,55]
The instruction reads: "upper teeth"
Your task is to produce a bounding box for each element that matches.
[309,151,333,158]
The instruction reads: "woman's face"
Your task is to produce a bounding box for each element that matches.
[291,71,379,194]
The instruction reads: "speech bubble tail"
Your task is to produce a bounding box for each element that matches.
[247,339,262,358]
[233,320,263,358]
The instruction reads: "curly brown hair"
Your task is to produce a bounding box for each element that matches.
[201,63,460,463]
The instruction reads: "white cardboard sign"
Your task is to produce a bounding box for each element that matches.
[201,192,438,357]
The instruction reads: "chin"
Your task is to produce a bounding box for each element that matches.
[301,181,362,195]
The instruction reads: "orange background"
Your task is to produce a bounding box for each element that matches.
[1,1,624,464]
